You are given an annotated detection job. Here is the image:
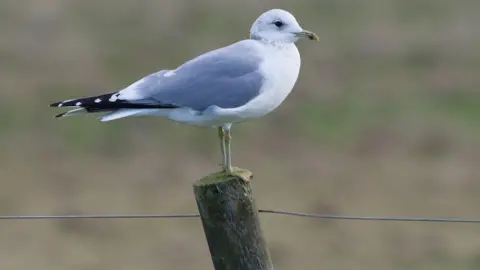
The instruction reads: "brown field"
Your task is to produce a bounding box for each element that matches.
[0,0,479,269]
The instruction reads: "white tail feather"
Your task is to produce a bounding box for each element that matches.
[99,109,167,122]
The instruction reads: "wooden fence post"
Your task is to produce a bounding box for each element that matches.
[193,168,274,270]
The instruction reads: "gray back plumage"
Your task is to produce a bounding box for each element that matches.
[122,40,265,111]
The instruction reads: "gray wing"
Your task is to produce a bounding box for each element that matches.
[116,40,265,111]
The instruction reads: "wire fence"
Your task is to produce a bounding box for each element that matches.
[0,210,479,223]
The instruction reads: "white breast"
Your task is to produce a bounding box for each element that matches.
[231,43,301,120]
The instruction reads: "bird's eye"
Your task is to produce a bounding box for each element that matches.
[273,20,284,28]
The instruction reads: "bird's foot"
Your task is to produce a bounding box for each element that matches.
[221,166,234,174]
[218,162,233,174]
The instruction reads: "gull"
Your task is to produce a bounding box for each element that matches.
[49,9,318,173]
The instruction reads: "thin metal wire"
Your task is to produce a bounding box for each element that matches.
[0,214,200,220]
[258,210,480,223]
[0,210,479,223]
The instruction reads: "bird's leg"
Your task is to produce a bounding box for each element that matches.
[224,125,233,173]
[218,126,227,170]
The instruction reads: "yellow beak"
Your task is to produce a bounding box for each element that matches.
[297,30,319,41]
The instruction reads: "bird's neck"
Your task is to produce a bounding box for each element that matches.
[252,38,296,49]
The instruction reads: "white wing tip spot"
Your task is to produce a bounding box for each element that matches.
[109,94,118,102]
[94,98,101,103]
[75,102,82,106]
[58,103,63,107]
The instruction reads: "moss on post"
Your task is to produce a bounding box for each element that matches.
[193,168,274,270]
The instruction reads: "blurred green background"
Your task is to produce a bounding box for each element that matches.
[0,0,479,269]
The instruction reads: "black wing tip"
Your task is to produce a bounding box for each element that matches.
[50,101,62,107]
[54,112,66,118]
[49,93,181,110]
[50,100,79,107]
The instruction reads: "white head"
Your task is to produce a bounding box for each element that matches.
[250,9,318,43]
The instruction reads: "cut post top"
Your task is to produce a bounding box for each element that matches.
[194,167,253,186]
